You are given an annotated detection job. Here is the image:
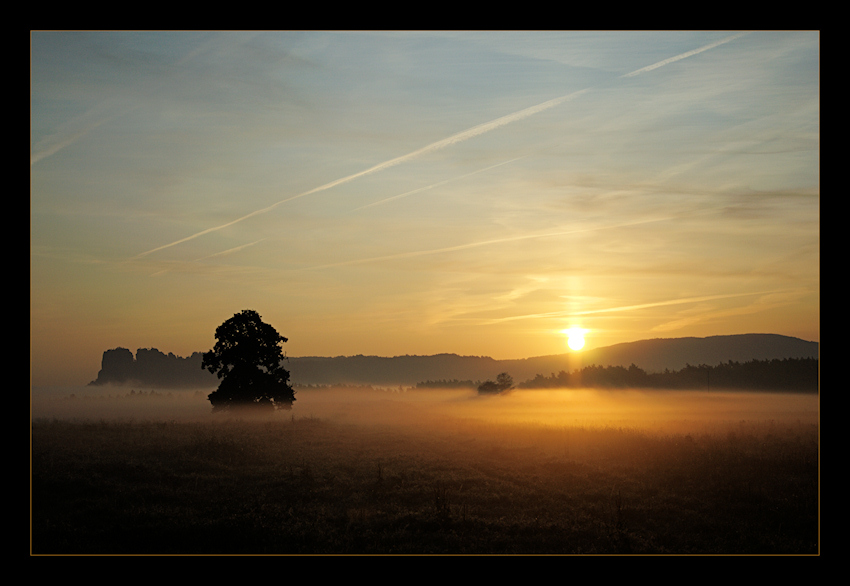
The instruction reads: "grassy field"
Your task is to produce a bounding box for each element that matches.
[30,387,819,554]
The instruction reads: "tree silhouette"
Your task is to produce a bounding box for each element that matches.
[202,310,295,412]
[478,372,513,394]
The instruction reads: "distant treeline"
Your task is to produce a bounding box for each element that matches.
[415,379,479,389]
[294,383,405,392]
[516,358,818,392]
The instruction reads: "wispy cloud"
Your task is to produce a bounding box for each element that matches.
[650,289,809,332]
[31,103,123,166]
[482,289,794,325]
[352,156,529,212]
[131,92,589,260]
[30,33,243,167]
[131,33,749,261]
[302,214,695,271]
[571,290,784,316]
[149,239,266,276]
[194,239,265,262]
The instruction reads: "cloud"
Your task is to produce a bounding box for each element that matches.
[148,239,266,276]
[482,289,795,326]
[194,239,265,262]
[572,290,783,316]
[352,156,529,212]
[30,103,123,166]
[31,33,256,167]
[132,33,749,260]
[131,91,589,260]
[302,214,692,271]
[650,288,810,332]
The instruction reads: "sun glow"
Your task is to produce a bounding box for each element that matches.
[563,327,587,351]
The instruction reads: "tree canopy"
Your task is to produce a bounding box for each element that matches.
[478,372,513,394]
[202,310,296,412]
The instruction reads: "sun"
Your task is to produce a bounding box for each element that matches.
[563,327,587,351]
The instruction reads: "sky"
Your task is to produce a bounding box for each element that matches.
[31,31,819,387]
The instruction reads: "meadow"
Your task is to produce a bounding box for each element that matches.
[30,386,819,554]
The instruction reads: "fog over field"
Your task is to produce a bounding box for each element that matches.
[31,384,819,553]
[31,385,818,435]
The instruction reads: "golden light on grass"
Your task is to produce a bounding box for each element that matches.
[563,327,587,351]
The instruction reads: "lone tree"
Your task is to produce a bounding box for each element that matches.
[202,310,295,412]
[478,372,513,395]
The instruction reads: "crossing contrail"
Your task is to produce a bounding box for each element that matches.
[302,214,692,271]
[352,155,529,212]
[149,239,267,276]
[482,289,785,325]
[31,104,122,166]
[132,91,588,260]
[132,33,748,260]
[194,238,265,261]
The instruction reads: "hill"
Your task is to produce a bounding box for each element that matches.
[290,334,817,386]
[497,334,818,384]
[573,334,818,373]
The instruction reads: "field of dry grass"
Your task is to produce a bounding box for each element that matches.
[30,387,819,554]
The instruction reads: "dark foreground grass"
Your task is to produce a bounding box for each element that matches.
[31,415,818,554]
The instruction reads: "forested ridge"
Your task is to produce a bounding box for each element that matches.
[515,357,818,392]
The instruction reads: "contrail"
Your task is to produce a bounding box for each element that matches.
[133,33,748,260]
[31,106,120,166]
[483,289,786,324]
[621,32,748,78]
[132,91,588,260]
[195,238,265,261]
[31,35,242,167]
[31,125,103,165]
[302,214,689,271]
[571,290,777,315]
[352,155,529,212]
[149,239,266,276]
